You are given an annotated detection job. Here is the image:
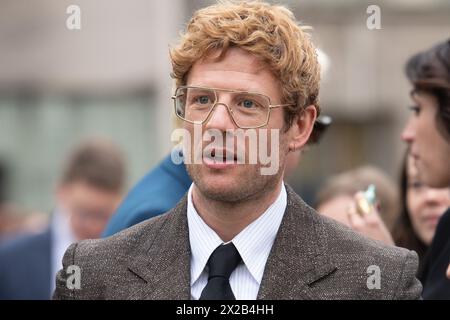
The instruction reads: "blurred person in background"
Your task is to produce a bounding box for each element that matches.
[393,152,450,280]
[315,165,399,245]
[0,139,126,299]
[401,39,450,299]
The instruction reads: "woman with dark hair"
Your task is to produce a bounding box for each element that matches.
[393,152,450,281]
[402,39,450,299]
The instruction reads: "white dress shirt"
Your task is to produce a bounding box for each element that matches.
[187,183,287,300]
[50,209,76,297]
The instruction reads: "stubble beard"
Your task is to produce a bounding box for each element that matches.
[185,158,285,206]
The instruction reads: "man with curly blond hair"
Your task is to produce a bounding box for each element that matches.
[54,1,421,300]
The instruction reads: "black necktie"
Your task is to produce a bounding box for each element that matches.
[199,243,242,300]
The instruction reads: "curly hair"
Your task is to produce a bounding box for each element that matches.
[170,0,321,128]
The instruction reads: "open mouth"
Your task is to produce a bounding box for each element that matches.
[204,148,238,164]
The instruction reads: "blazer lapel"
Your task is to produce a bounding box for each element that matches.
[126,196,192,299]
[257,185,337,300]
[124,185,337,300]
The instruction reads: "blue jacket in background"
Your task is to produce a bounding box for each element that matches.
[0,229,52,300]
[102,154,192,237]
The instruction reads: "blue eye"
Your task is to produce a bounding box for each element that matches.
[242,99,255,108]
[197,96,211,104]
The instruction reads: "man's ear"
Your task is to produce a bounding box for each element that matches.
[288,105,317,151]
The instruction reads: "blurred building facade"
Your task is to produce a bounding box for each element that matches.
[0,0,449,212]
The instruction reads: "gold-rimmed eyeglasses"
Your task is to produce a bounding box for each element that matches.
[172,86,295,129]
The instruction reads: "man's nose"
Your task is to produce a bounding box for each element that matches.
[204,103,237,130]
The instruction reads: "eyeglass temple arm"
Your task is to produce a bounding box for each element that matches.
[269,104,295,109]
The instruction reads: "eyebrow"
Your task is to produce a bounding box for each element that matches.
[409,89,423,103]
[189,85,263,94]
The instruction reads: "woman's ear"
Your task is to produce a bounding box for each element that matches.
[288,105,317,151]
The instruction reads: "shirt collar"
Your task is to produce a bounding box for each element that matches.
[187,183,287,286]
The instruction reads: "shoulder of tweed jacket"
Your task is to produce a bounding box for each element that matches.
[53,185,422,300]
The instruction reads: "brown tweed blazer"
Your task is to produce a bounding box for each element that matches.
[53,185,422,299]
